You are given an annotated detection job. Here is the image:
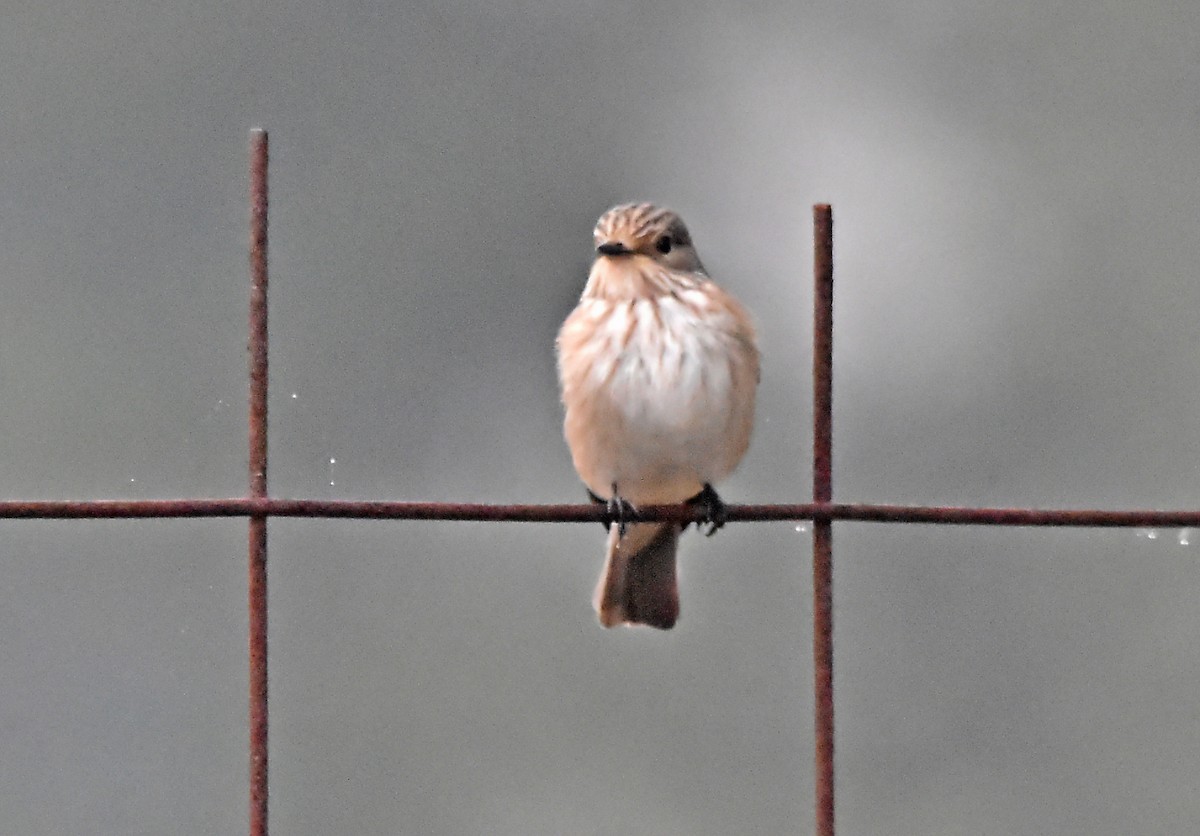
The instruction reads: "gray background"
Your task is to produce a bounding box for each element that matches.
[2,1,1199,834]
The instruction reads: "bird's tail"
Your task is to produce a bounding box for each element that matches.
[593,522,681,629]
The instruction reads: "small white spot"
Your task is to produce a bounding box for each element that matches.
[1137,529,1159,540]
[794,523,810,533]
[291,392,298,399]
[1178,529,1191,546]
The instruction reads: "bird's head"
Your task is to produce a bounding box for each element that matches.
[592,203,705,274]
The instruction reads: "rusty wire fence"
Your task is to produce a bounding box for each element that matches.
[4,130,1200,836]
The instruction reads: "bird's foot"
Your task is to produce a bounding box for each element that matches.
[687,483,727,537]
[586,488,611,531]
[587,486,636,536]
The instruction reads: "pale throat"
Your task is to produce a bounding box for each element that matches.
[584,256,695,301]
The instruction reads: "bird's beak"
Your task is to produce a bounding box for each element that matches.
[596,241,633,257]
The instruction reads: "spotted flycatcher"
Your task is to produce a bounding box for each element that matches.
[556,203,759,629]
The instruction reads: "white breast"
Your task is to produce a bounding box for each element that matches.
[603,296,732,429]
[575,292,748,500]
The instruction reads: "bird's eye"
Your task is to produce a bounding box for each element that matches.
[655,235,673,254]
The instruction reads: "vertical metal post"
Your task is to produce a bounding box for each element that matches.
[248,128,270,836]
[812,204,835,836]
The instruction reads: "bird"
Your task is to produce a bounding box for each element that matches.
[556,202,759,629]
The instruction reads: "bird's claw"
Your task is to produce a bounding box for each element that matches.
[608,491,637,538]
[588,486,636,537]
[688,483,727,537]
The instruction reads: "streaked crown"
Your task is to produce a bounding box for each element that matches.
[592,202,704,274]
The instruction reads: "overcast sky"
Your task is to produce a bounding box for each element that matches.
[2,1,1199,834]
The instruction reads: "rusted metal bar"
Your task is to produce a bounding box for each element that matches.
[248,128,269,836]
[812,204,835,836]
[2,498,1200,527]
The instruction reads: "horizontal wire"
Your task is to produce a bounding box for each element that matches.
[0,498,1197,527]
